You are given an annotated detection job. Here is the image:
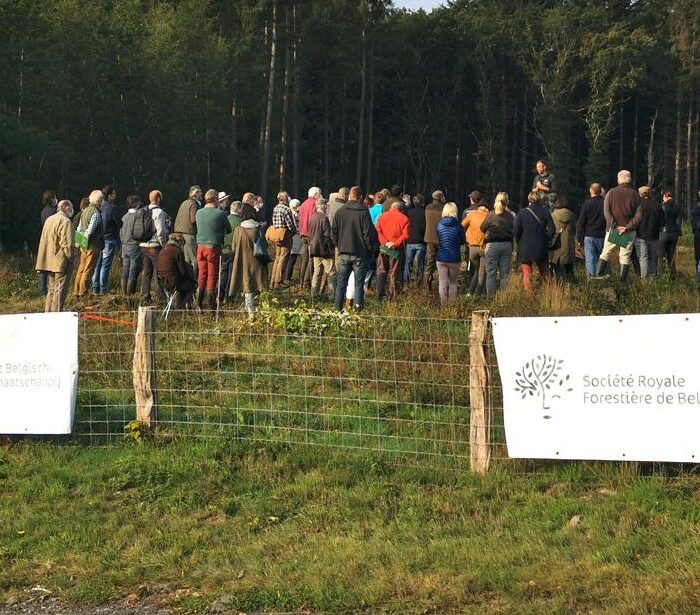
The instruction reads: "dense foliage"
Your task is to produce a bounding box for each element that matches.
[1,0,698,249]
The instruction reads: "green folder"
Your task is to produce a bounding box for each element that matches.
[380,245,400,260]
[608,227,633,248]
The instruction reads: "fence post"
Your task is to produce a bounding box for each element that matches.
[469,310,491,474]
[133,306,157,426]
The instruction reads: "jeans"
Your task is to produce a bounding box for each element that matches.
[121,245,143,284]
[335,254,369,310]
[404,243,426,283]
[92,238,118,293]
[583,236,604,277]
[436,261,460,303]
[468,245,486,294]
[484,241,512,298]
[634,238,657,278]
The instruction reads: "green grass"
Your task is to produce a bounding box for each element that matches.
[2,235,700,613]
[2,441,700,613]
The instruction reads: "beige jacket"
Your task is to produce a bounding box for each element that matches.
[36,212,73,273]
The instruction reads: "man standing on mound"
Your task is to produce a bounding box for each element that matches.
[595,170,641,282]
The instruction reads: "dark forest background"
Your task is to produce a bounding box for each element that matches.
[1,0,698,249]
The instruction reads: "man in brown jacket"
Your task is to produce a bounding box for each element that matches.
[421,190,446,290]
[173,185,202,278]
[596,170,641,281]
[36,200,74,312]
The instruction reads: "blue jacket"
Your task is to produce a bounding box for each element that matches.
[514,203,555,264]
[436,216,465,263]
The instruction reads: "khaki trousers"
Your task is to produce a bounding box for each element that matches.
[45,264,73,312]
[311,256,336,297]
[74,248,99,297]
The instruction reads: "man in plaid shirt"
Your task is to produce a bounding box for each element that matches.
[270,191,298,288]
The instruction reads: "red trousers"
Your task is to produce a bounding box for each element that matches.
[197,245,222,292]
[520,261,549,294]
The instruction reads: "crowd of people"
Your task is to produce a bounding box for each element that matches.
[35,161,700,314]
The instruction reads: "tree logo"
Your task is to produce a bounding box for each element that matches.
[514,355,573,415]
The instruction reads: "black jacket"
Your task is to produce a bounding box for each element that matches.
[331,200,378,258]
[513,203,555,264]
[575,196,606,243]
[407,206,426,244]
[635,198,664,241]
[308,211,334,258]
[480,211,514,243]
[691,203,700,235]
[101,201,122,241]
[661,200,682,236]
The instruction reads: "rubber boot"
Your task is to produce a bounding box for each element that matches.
[619,264,630,283]
[204,290,216,310]
[595,259,609,278]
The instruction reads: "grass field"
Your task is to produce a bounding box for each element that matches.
[1,234,700,613]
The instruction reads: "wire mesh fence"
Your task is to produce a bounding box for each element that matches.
[75,307,504,471]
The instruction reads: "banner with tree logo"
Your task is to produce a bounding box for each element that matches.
[492,314,700,462]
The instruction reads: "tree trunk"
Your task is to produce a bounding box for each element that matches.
[279,13,291,191]
[261,0,277,204]
[365,44,375,191]
[632,96,639,183]
[323,69,330,192]
[340,81,347,179]
[647,110,657,187]
[520,86,529,208]
[686,89,694,215]
[674,88,683,200]
[231,88,238,180]
[618,100,624,169]
[292,0,300,197]
[355,30,367,187]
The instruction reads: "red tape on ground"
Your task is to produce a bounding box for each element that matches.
[80,313,136,327]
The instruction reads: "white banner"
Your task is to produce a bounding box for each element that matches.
[0,312,78,434]
[492,314,700,462]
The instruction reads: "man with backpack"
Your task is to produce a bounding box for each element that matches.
[139,190,170,303]
[119,195,149,295]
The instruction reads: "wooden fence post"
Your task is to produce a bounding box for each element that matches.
[133,306,157,427]
[469,310,491,474]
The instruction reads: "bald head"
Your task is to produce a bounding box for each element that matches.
[589,183,602,197]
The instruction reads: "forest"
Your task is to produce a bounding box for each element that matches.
[0,0,698,249]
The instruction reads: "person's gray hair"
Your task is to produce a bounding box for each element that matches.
[277,191,289,204]
[432,190,445,204]
[230,200,242,215]
[58,200,74,216]
[89,189,103,206]
[617,170,632,185]
[308,186,321,199]
[189,185,202,198]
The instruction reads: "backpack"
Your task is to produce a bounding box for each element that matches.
[132,207,155,242]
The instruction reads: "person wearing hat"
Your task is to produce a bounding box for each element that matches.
[195,189,232,309]
[173,185,202,278]
[139,189,170,303]
[217,191,230,212]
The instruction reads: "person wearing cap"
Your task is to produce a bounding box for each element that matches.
[139,189,170,303]
[220,200,241,303]
[268,191,297,288]
[173,185,202,279]
[73,189,104,298]
[36,199,74,312]
[195,189,232,309]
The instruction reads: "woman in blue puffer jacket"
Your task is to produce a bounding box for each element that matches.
[436,202,465,304]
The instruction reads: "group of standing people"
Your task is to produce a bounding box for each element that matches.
[34,161,698,314]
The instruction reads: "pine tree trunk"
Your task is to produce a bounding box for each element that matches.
[647,110,657,187]
[231,88,238,181]
[618,100,624,169]
[261,0,277,204]
[340,81,347,181]
[686,90,694,215]
[365,45,375,191]
[323,69,330,192]
[632,97,639,183]
[355,30,367,187]
[279,14,290,191]
[674,88,683,201]
[292,0,300,197]
[520,86,529,208]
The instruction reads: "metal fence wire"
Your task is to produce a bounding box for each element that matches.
[76,308,505,470]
